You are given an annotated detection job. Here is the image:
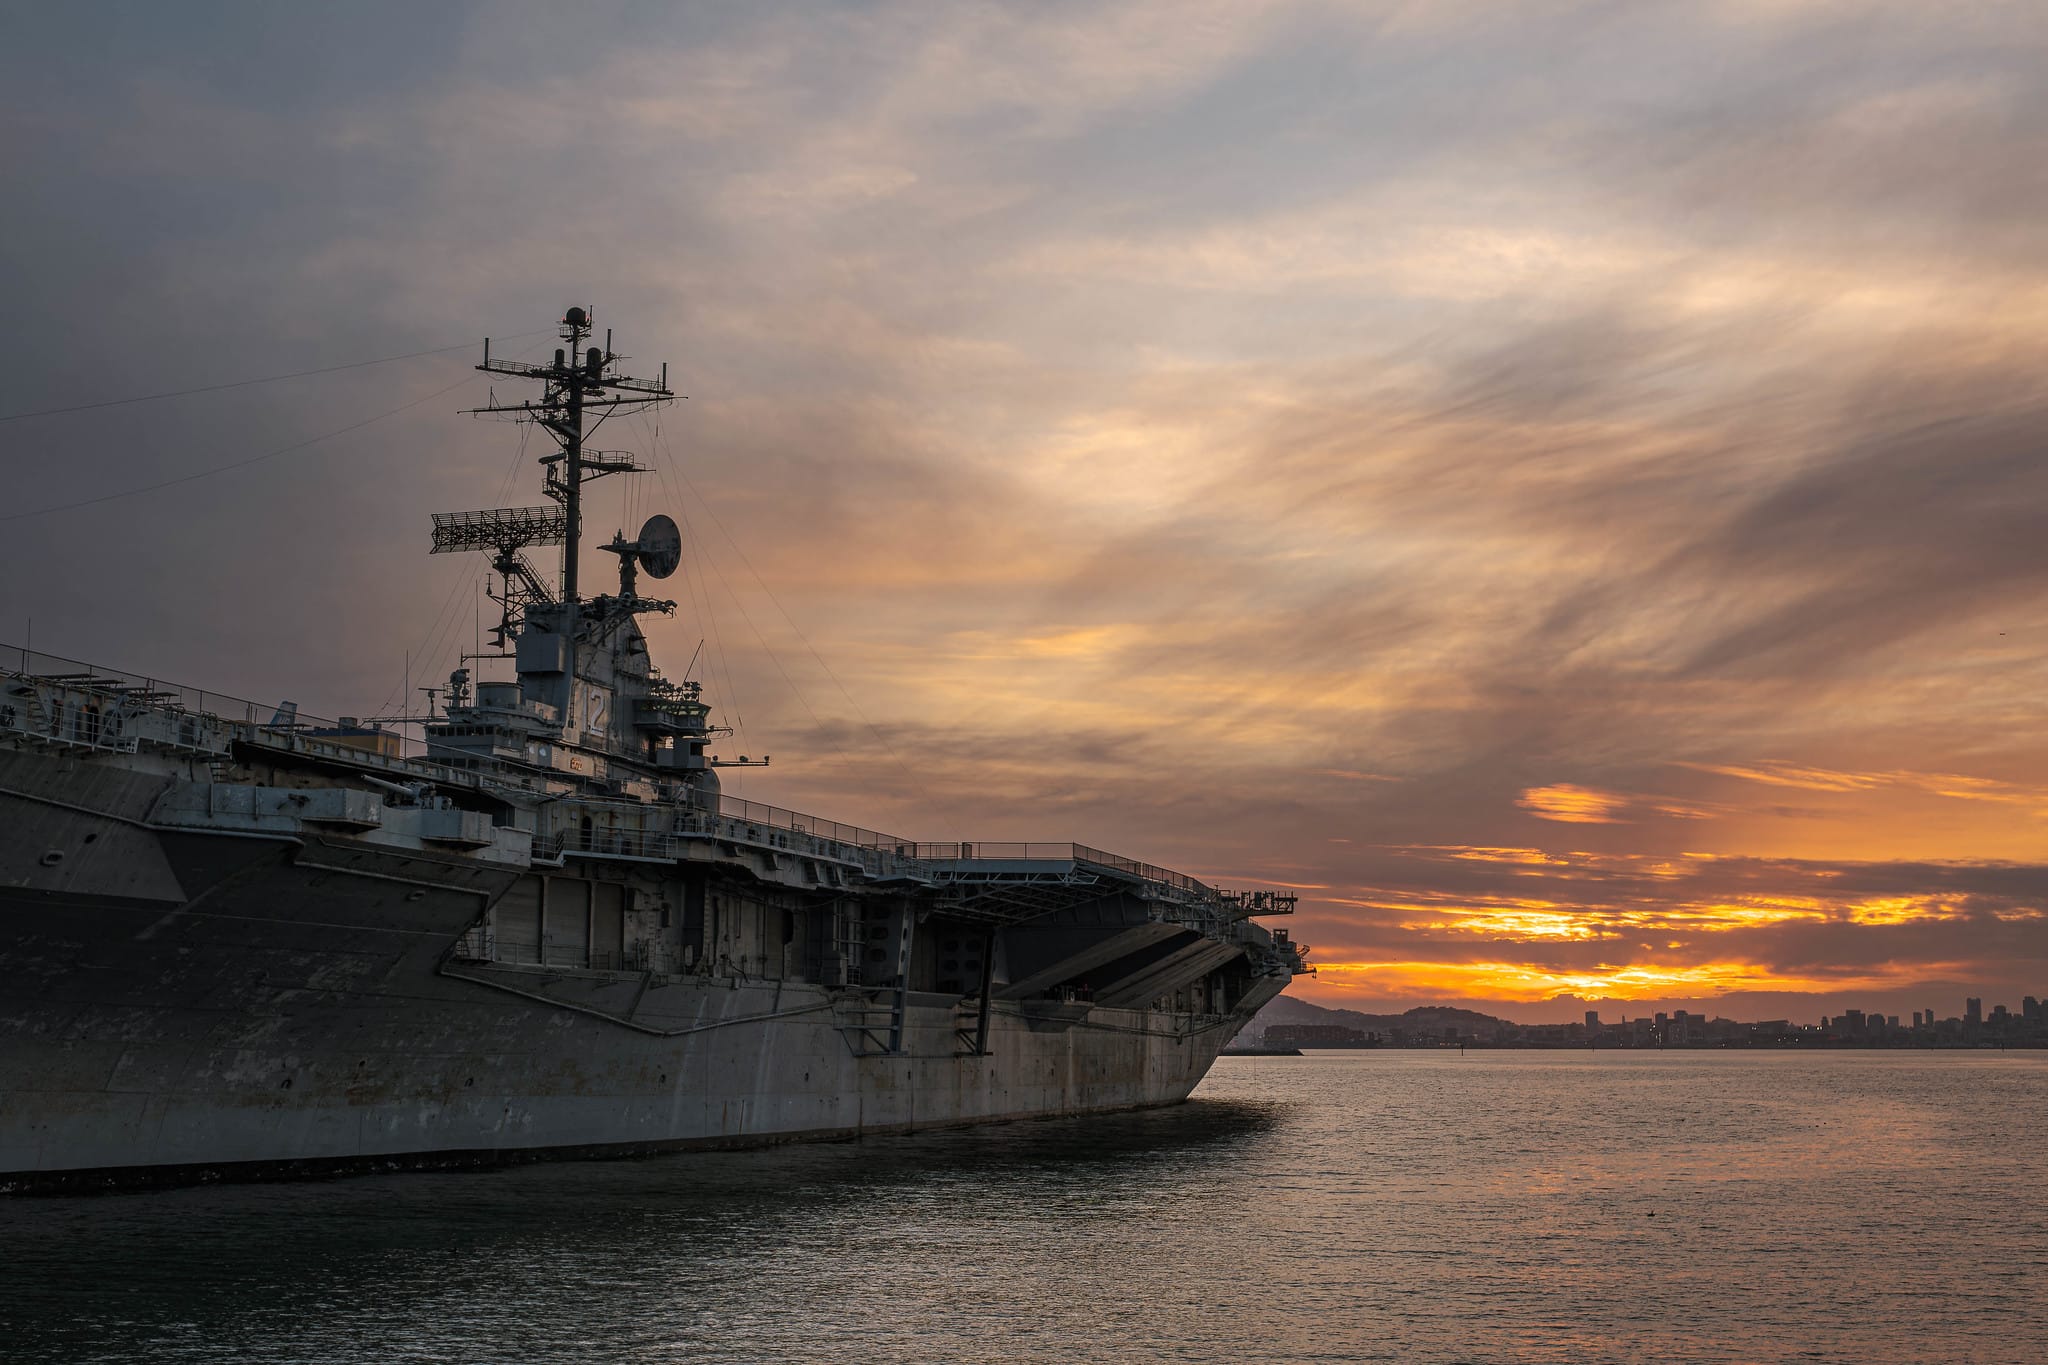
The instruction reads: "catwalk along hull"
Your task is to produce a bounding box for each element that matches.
[0,743,1294,1192]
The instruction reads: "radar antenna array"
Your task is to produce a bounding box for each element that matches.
[599,513,684,598]
[637,514,682,579]
[429,506,572,648]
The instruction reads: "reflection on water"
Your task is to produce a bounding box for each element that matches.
[5,1054,2043,1364]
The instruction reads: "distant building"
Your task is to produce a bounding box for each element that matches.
[1585,1010,1600,1030]
[1966,998,1983,1026]
[2024,997,2042,1022]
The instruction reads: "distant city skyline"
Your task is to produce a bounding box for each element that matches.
[1262,990,2048,1046]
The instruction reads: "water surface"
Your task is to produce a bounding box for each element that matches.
[5,1051,2042,1362]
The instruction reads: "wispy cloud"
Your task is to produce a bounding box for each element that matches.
[1684,761,2048,809]
[1518,785,1631,824]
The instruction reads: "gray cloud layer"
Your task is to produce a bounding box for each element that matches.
[5,0,2046,1016]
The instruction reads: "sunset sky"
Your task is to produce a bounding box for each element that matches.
[6,1,2047,1022]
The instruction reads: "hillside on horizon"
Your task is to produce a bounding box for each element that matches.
[1246,993,1510,1041]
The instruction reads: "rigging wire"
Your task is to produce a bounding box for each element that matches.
[636,413,744,737]
[1,363,490,526]
[372,569,480,724]
[0,330,551,425]
[667,492,877,803]
[684,516,742,732]
[651,423,959,831]
[374,417,540,720]
[635,416,757,792]
[672,505,756,796]
[631,419,809,780]
[645,419,958,835]
[649,418,749,740]
[371,364,544,720]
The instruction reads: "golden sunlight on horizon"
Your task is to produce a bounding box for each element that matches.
[1304,956,1968,1007]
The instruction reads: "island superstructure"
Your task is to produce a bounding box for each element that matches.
[0,308,1308,1191]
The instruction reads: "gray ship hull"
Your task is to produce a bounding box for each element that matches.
[0,307,1307,1192]
[0,747,1290,1192]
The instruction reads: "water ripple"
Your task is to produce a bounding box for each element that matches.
[2,1053,2040,1363]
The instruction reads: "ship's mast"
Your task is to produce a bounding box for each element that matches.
[559,314,588,602]
[464,308,674,720]
[472,308,673,599]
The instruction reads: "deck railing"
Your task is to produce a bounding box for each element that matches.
[4,644,1228,905]
[3,643,509,785]
[707,793,915,853]
[912,841,1213,897]
[5,644,320,728]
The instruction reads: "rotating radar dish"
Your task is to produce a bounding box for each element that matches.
[637,514,682,579]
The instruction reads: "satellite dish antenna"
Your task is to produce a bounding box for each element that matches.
[637,514,682,579]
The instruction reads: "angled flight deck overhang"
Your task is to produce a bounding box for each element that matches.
[906,842,1296,1002]
[917,842,1215,922]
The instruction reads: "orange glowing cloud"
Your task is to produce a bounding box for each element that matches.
[1679,762,1890,794]
[1843,896,1961,926]
[1412,845,1571,866]
[1517,784,1629,823]
[1683,760,2048,808]
[1307,957,1959,1004]
[1327,887,1833,942]
[1390,846,1711,879]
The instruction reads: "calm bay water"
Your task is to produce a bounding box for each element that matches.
[4,1051,2044,1363]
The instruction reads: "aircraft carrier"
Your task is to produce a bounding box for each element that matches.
[0,308,1307,1191]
